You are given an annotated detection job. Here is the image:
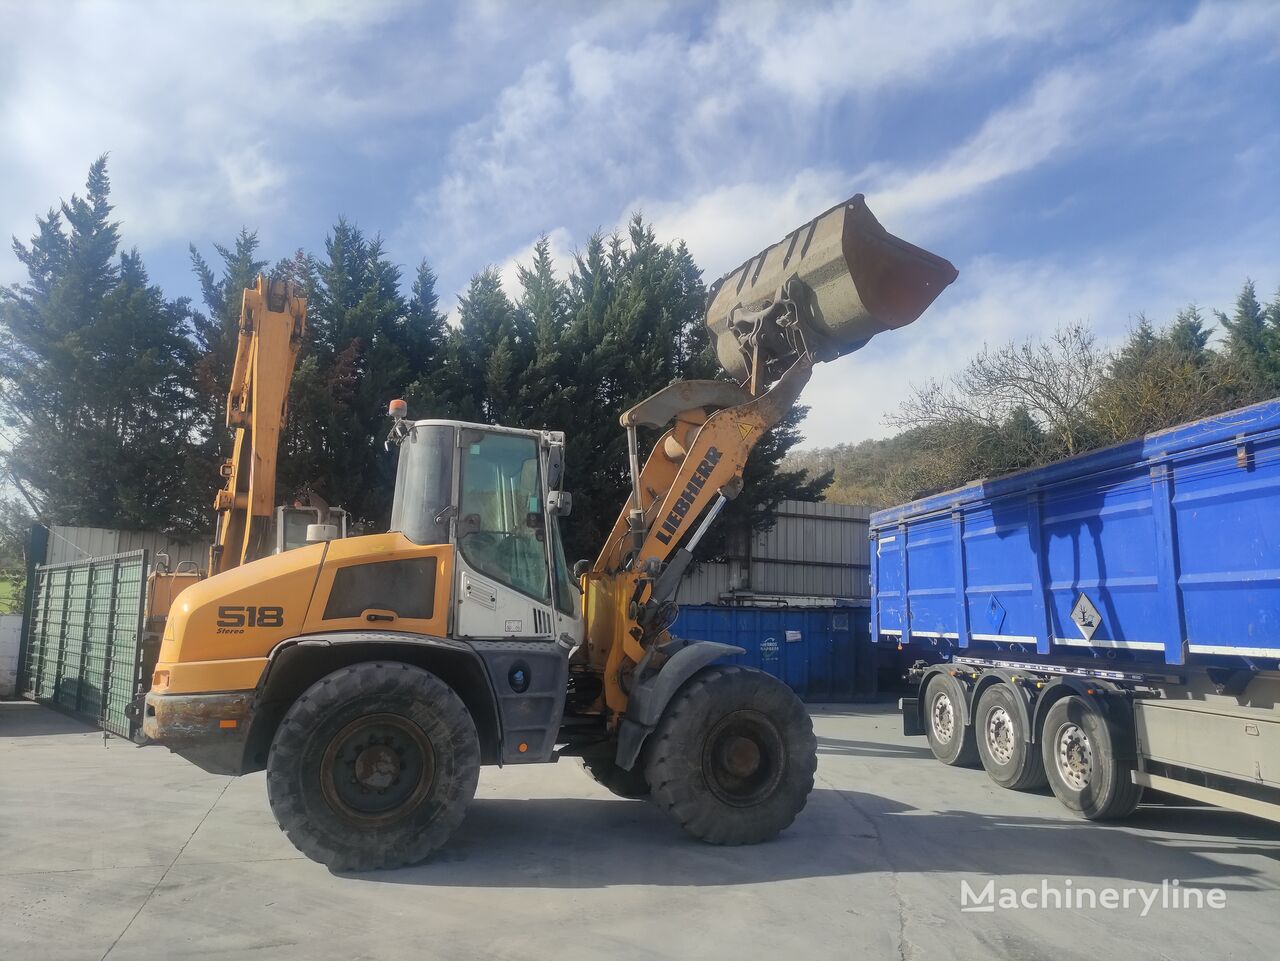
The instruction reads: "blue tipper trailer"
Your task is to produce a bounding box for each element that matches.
[870,399,1280,822]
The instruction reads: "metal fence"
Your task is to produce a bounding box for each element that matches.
[20,550,149,739]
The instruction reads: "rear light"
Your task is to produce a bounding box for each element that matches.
[151,670,170,692]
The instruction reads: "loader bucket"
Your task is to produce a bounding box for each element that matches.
[705,194,958,385]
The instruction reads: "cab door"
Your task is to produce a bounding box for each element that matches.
[453,428,558,640]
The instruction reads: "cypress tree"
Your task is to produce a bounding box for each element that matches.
[0,157,206,534]
[1218,280,1268,392]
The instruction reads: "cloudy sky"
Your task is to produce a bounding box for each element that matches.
[2,0,1278,447]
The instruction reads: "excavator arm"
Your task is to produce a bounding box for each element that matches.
[210,275,306,575]
[582,194,958,720]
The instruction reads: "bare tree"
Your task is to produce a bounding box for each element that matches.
[890,323,1107,456]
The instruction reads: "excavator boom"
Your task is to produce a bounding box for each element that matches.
[210,275,306,574]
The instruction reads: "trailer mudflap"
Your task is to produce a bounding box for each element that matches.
[900,697,923,737]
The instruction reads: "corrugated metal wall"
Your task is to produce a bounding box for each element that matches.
[44,526,209,571]
[678,499,870,605]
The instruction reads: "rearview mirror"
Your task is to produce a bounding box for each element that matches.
[547,490,572,517]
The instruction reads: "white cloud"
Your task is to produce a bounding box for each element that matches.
[868,67,1095,231]
[861,1,1280,236]
[633,170,851,279]
[416,0,1084,284]
[0,0,405,260]
[709,0,1080,105]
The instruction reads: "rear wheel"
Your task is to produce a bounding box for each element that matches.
[645,666,816,845]
[923,673,979,767]
[975,682,1046,790]
[1042,696,1142,820]
[267,662,480,871]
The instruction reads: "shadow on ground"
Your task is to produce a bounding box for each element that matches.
[352,786,1279,890]
[815,734,934,759]
[0,700,98,737]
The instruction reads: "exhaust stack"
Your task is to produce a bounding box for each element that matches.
[705,194,958,386]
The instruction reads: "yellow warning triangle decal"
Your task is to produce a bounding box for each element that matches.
[737,423,753,440]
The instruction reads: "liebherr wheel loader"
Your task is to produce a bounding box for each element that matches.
[144,195,957,870]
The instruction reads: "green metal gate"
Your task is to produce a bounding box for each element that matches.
[20,550,149,739]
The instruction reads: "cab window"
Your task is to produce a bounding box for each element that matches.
[458,431,550,601]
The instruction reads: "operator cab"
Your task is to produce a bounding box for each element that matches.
[388,413,579,643]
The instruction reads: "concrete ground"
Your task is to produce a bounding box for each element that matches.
[1,700,1276,961]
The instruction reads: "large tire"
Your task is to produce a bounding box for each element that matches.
[579,754,650,799]
[1042,695,1143,820]
[267,662,480,871]
[974,682,1047,790]
[645,666,816,845]
[923,673,979,767]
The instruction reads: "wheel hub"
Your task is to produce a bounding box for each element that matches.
[1056,722,1092,791]
[320,713,435,825]
[720,735,763,778]
[354,744,401,790]
[986,706,1015,764]
[931,691,955,743]
[702,710,785,807]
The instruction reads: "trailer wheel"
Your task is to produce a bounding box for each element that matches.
[579,754,650,799]
[1041,696,1142,820]
[923,673,979,767]
[975,683,1046,790]
[646,666,816,845]
[266,662,480,871]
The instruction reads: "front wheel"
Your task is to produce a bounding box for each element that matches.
[267,662,480,871]
[645,666,816,845]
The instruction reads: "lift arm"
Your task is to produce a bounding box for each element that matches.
[209,275,307,575]
[581,194,958,717]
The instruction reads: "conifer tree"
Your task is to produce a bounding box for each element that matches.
[0,157,207,534]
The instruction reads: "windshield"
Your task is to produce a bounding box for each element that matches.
[458,429,549,601]
[389,424,455,545]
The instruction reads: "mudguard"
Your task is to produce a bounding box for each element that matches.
[614,640,744,771]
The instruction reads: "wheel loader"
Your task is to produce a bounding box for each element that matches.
[144,194,957,870]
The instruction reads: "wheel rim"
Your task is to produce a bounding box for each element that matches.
[985,705,1015,765]
[931,690,955,744]
[1055,721,1092,791]
[320,713,435,825]
[701,709,786,807]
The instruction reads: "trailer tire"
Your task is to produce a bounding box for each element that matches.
[266,661,480,871]
[923,673,979,767]
[646,666,816,845]
[975,682,1046,790]
[579,755,650,799]
[1042,696,1142,820]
